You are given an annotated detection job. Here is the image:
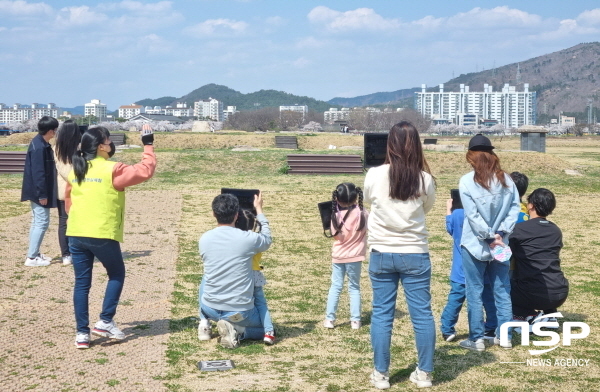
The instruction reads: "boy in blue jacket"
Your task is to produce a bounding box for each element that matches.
[440,191,497,342]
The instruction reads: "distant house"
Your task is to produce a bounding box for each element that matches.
[128,114,188,124]
[118,104,144,119]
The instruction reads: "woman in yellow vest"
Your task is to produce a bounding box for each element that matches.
[65,124,156,349]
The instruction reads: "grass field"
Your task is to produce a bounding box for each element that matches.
[1,132,599,391]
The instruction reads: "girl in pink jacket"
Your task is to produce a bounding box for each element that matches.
[324,182,369,330]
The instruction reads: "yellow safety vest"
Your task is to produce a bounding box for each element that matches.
[66,157,125,242]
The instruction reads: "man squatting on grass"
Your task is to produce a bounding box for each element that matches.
[199,192,272,348]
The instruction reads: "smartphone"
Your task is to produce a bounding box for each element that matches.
[451,189,463,210]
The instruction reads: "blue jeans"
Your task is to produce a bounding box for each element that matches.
[326,261,362,322]
[201,304,265,340]
[70,237,125,334]
[461,247,512,341]
[440,280,498,335]
[369,252,435,374]
[27,201,50,258]
[254,286,274,333]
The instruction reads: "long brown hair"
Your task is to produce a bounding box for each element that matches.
[466,150,508,190]
[384,121,432,200]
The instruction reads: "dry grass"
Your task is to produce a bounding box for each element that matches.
[1,134,600,391]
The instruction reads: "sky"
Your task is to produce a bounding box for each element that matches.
[1,0,600,110]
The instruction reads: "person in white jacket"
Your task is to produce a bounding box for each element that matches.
[364,121,436,389]
[54,120,82,265]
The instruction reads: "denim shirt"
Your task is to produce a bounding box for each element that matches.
[459,171,520,261]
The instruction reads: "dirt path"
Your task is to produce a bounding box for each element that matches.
[0,190,181,392]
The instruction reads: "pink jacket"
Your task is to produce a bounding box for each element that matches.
[331,206,368,263]
[65,145,156,213]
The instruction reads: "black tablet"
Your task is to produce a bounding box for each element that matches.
[364,133,388,168]
[221,188,260,211]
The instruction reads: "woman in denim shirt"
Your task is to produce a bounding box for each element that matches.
[458,134,520,352]
[364,121,436,389]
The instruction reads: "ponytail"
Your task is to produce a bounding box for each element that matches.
[356,186,366,232]
[331,189,341,232]
[72,150,89,185]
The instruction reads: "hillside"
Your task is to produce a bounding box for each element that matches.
[437,42,600,116]
[136,84,336,112]
[328,87,420,107]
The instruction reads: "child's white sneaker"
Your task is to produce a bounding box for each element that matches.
[351,320,361,329]
[198,320,212,341]
[323,319,335,329]
[62,255,72,265]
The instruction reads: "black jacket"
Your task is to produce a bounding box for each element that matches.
[20,134,57,208]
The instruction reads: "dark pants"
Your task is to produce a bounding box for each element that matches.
[511,283,568,317]
[57,200,70,257]
[70,237,125,334]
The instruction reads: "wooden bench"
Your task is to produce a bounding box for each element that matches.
[275,135,298,149]
[423,138,438,145]
[111,133,126,146]
[0,151,26,174]
[287,154,363,175]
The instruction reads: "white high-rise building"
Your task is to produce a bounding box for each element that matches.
[0,103,59,123]
[223,106,238,121]
[279,105,308,115]
[194,98,223,121]
[415,83,537,128]
[84,99,108,120]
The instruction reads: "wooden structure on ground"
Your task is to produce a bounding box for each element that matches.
[275,136,298,149]
[0,151,26,174]
[287,154,363,175]
[111,133,126,146]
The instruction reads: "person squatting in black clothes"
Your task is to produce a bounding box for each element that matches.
[509,188,568,320]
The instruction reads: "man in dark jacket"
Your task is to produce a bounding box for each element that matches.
[21,116,58,266]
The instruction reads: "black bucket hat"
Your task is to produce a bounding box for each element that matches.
[468,134,495,151]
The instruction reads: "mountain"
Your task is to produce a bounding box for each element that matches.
[328,88,420,107]
[61,105,85,115]
[435,42,600,116]
[136,84,336,112]
[324,42,600,118]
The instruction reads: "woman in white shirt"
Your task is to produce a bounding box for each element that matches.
[364,121,436,389]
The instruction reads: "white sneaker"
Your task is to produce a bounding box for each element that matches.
[198,321,212,341]
[75,333,90,349]
[39,253,52,262]
[92,320,126,340]
[494,337,513,349]
[323,319,335,329]
[62,255,72,265]
[459,338,486,352]
[351,320,361,330]
[217,320,239,349]
[370,369,390,389]
[24,255,51,267]
[410,367,433,388]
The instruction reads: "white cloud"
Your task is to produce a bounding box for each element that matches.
[445,6,542,28]
[0,0,52,16]
[577,9,600,26]
[98,0,174,14]
[185,18,248,36]
[56,6,108,26]
[308,6,400,32]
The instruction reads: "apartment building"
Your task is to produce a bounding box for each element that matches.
[415,83,537,128]
[84,99,108,120]
[0,103,59,123]
[223,106,238,121]
[194,98,223,121]
[324,108,350,123]
[118,104,144,119]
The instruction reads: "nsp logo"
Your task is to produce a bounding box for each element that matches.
[499,312,590,355]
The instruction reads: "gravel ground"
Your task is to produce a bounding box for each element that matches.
[0,190,181,392]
